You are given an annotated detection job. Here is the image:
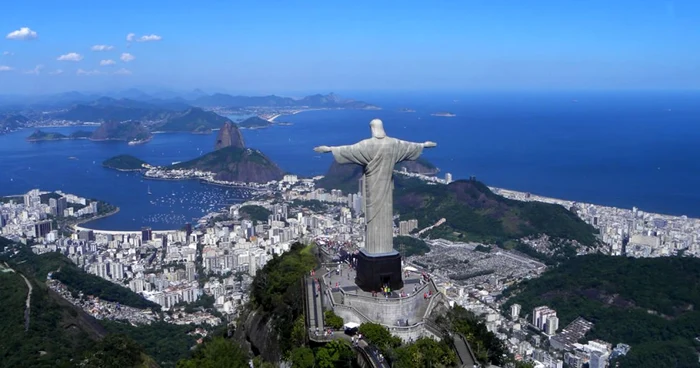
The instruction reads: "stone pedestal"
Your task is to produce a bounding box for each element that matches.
[355,249,403,292]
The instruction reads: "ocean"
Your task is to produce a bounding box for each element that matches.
[1,90,700,230]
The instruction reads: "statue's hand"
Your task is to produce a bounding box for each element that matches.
[423,141,437,148]
[314,146,332,153]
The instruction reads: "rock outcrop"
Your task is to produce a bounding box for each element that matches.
[214,122,245,150]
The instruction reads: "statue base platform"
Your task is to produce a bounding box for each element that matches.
[355,249,403,292]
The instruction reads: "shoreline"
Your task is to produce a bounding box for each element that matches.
[72,207,120,229]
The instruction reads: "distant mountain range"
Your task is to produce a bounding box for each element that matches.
[0,89,378,111]
[0,90,378,135]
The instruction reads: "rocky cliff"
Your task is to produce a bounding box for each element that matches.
[233,309,282,363]
[214,122,245,150]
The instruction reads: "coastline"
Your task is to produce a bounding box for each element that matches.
[72,207,120,230]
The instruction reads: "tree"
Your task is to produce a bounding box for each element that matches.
[394,337,457,368]
[324,310,344,330]
[289,347,315,368]
[315,340,354,368]
[82,334,146,368]
[358,323,401,354]
[291,315,307,347]
[176,337,249,368]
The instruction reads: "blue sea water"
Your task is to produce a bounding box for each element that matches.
[1,90,700,230]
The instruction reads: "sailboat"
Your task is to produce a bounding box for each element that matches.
[148,185,152,195]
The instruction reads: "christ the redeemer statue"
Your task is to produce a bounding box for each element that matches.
[314,119,436,291]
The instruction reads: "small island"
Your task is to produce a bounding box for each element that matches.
[399,108,416,113]
[27,129,93,142]
[102,154,149,171]
[431,112,456,117]
[238,116,273,130]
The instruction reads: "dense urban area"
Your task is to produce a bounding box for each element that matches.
[3,163,698,368]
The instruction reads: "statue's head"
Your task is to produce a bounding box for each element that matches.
[370,119,386,139]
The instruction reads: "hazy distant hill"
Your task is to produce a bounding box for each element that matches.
[91,121,151,141]
[0,114,29,133]
[56,100,171,123]
[155,107,232,133]
[26,129,92,142]
[170,146,283,183]
[192,92,378,109]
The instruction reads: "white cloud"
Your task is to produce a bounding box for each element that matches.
[91,45,114,51]
[126,33,135,42]
[100,59,116,66]
[137,34,162,42]
[76,69,103,76]
[48,69,64,75]
[2,51,13,56]
[57,52,83,62]
[120,53,135,62]
[23,65,44,75]
[114,68,132,75]
[6,27,38,40]
[0,65,13,72]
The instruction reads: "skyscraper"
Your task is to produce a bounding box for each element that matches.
[510,303,521,320]
[141,227,153,242]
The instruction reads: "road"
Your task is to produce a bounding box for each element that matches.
[18,273,32,331]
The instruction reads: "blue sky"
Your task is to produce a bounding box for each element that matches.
[0,0,698,95]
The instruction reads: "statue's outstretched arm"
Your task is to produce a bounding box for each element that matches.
[422,141,437,148]
[313,145,332,153]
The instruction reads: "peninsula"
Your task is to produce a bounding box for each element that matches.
[102,155,149,171]
[26,129,92,142]
[237,116,273,129]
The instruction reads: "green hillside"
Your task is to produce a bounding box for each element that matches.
[171,146,283,183]
[394,177,598,246]
[504,254,700,368]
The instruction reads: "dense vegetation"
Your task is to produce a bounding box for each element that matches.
[504,254,700,368]
[239,205,272,224]
[249,242,318,353]
[53,265,160,310]
[0,237,158,310]
[103,320,198,367]
[0,238,107,367]
[290,199,328,212]
[436,305,507,366]
[171,145,283,183]
[102,154,149,171]
[393,177,598,246]
[82,334,158,368]
[238,116,272,129]
[176,337,249,367]
[393,235,430,257]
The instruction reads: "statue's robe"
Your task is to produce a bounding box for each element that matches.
[331,137,424,254]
